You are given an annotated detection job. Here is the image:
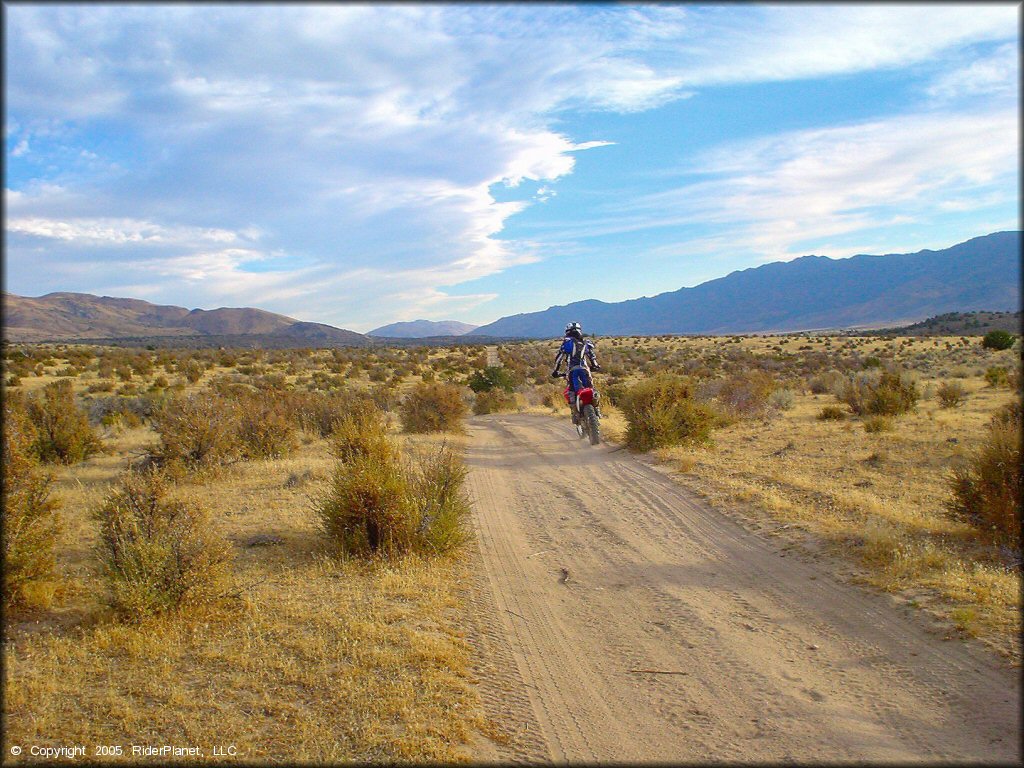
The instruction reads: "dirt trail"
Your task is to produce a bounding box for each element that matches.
[463,413,1020,764]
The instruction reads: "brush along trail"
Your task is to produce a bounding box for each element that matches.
[463,413,1019,763]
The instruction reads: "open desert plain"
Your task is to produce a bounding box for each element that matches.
[2,329,1020,764]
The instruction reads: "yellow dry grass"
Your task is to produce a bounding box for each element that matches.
[658,379,1018,659]
[4,412,496,762]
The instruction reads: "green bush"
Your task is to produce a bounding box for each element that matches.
[399,381,467,433]
[407,443,471,555]
[981,330,1015,351]
[947,404,1021,544]
[839,369,918,417]
[2,394,61,607]
[467,366,516,393]
[984,367,1009,388]
[473,389,517,415]
[936,381,967,409]
[25,380,102,464]
[621,374,718,452]
[93,469,232,619]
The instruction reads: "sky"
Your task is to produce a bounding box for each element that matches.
[4,3,1020,333]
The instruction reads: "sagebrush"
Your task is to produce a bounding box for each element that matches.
[2,394,62,606]
[93,469,232,619]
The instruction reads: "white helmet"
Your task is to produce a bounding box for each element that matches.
[565,322,582,337]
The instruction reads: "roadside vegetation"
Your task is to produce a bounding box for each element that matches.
[1,341,504,761]
[2,329,1020,759]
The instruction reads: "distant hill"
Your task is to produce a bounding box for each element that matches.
[469,232,1021,338]
[2,292,367,346]
[368,319,478,338]
[860,310,1022,337]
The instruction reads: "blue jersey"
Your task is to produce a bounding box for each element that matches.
[554,336,598,371]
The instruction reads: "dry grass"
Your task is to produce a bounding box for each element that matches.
[657,381,1020,659]
[3,419,495,762]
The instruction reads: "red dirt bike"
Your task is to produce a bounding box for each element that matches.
[563,384,601,446]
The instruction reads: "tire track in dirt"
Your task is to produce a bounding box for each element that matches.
[464,413,1020,763]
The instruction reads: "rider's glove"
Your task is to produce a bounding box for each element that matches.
[591,365,602,372]
[550,370,561,378]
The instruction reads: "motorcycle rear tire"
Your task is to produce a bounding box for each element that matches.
[582,403,600,445]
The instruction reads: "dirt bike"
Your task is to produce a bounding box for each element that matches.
[563,383,601,446]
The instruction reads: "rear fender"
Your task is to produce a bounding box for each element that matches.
[577,387,594,406]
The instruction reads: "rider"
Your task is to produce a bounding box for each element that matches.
[551,322,601,422]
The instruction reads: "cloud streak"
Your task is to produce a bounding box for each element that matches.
[4,4,1019,329]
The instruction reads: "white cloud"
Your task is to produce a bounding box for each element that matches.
[927,42,1020,101]
[3,4,1019,328]
[7,216,243,246]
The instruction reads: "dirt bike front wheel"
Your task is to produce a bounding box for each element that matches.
[582,404,600,445]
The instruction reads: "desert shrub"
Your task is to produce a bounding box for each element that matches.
[25,380,102,464]
[370,382,398,412]
[315,432,471,558]
[711,370,776,417]
[467,366,516,393]
[2,394,62,606]
[408,443,471,554]
[981,330,1015,351]
[839,369,918,416]
[87,379,116,393]
[181,360,205,384]
[236,391,298,459]
[621,374,718,452]
[93,469,231,619]
[542,384,568,410]
[87,394,160,428]
[283,391,344,437]
[329,405,393,465]
[473,389,517,415]
[314,442,414,557]
[936,381,967,409]
[863,415,894,433]
[399,381,467,433]
[947,403,1021,544]
[152,393,241,472]
[768,388,795,411]
[817,405,846,421]
[984,366,1009,388]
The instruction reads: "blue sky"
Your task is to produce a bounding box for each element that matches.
[4,3,1019,333]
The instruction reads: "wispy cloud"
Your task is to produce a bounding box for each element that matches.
[4,4,1018,329]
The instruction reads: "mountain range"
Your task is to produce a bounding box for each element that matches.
[2,292,367,345]
[4,232,1019,345]
[469,231,1021,337]
[368,319,478,338]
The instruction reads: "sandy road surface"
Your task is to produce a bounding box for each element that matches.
[463,413,1020,764]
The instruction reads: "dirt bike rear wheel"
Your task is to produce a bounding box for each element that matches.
[582,404,600,445]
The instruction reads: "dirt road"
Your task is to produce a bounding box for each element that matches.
[463,413,1020,764]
